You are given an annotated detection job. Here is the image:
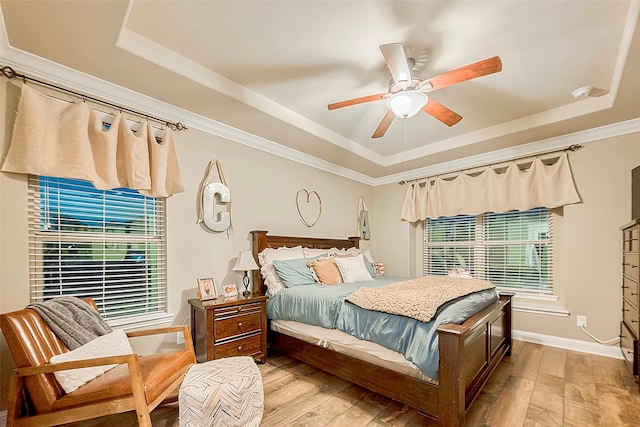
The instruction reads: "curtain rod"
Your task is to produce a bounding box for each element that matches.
[398,144,583,185]
[1,65,187,132]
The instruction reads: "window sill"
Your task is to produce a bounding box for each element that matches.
[499,289,559,302]
[511,300,569,317]
[106,312,175,330]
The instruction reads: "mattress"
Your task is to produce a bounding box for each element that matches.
[270,319,434,383]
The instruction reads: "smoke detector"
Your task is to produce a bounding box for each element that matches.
[571,86,593,99]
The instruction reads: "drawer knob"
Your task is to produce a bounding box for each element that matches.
[632,293,638,296]
[238,322,243,327]
[237,345,243,351]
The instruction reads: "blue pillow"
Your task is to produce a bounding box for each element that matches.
[273,255,325,287]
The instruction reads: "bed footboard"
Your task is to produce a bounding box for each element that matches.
[437,292,513,426]
[268,292,513,426]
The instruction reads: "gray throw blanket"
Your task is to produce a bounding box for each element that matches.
[28,296,112,350]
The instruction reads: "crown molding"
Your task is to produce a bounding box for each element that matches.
[374,117,640,186]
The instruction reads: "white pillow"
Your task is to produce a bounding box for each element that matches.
[331,247,361,257]
[334,254,374,283]
[303,247,330,258]
[50,329,133,394]
[258,246,305,296]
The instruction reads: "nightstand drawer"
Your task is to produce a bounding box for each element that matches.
[215,333,263,359]
[214,311,262,340]
[214,302,263,319]
[624,299,640,336]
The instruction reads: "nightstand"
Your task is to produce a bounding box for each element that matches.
[188,294,268,363]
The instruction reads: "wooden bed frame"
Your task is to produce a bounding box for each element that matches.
[250,230,512,426]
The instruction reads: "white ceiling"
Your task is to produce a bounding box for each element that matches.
[1,0,639,183]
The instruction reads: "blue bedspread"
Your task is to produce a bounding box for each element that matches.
[266,276,401,328]
[336,287,498,380]
[266,276,498,380]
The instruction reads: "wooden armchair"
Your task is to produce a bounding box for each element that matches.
[0,299,196,426]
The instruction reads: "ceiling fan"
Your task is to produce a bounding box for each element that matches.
[327,43,502,138]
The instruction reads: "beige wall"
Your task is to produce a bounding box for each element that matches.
[0,79,373,409]
[1,72,639,411]
[373,133,640,343]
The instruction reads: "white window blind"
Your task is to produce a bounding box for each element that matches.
[424,207,553,294]
[28,175,167,320]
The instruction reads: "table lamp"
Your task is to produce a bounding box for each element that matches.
[233,251,259,296]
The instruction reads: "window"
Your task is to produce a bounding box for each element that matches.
[424,207,553,294]
[27,176,167,324]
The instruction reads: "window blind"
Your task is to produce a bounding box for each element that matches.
[28,175,167,320]
[424,207,553,294]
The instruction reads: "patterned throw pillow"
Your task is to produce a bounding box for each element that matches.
[307,257,343,286]
[334,254,374,283]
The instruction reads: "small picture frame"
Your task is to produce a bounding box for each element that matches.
[223,283,238,298]
[197,277,217,300]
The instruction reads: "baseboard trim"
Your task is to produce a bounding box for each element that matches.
[513,329,623,360]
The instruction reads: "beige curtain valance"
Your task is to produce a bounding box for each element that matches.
[401,152,581,221]
[1,85,184,197]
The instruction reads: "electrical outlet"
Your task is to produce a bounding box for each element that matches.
[576,315,587,328]
[176,331,185,345]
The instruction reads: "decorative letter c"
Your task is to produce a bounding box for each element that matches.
[202,182,231,232]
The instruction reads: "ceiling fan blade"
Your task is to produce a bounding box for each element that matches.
[422,98,463,127]
[372,110,396,138]
[420,56,502,92]
[380,43,412,89]
[328,93,388,110]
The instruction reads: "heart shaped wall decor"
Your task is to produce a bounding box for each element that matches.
[296,189,322,228]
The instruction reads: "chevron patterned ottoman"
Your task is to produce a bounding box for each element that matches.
[179,356,264,427]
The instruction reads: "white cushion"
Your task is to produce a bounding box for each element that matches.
[50,329,133,393]
[303,247,330,258]
[257,246,305,296]
[334,254,374,283]
[331,247,361,257]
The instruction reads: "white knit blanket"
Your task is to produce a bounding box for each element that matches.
[345,275,495,323]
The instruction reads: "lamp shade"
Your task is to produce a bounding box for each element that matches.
[233,251,259,271]
[386,90,428,118]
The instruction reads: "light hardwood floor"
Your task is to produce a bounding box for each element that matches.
[63,340,639,426]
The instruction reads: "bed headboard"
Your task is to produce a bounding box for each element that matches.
[250,230,360,296]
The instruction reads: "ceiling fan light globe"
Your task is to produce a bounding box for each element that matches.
[387,91,428,118]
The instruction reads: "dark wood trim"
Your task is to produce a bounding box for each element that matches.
[250,230,512,426]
